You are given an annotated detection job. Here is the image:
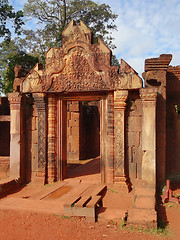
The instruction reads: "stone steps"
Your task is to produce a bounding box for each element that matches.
[63,184,107,221]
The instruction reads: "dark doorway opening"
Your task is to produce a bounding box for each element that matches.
[79,101,100,160]
[66,101,100,181]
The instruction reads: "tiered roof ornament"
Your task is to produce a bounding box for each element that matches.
[14,20,142,93]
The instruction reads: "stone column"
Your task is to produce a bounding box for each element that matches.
[140,88,157,188]
[107,93,114,183]
[114,90,128,182]
[47,94,56,183]
[8,92,25,179]
[33,93,47,183]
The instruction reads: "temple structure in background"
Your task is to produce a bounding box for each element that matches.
[0,20,180,225]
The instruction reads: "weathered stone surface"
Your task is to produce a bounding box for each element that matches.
[127,116,142,132]
[144,54,172,72]
[127,132,140,147]
[22,20,142,93]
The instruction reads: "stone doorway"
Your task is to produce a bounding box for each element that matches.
[56,93,107,183]
[66,100,100,182]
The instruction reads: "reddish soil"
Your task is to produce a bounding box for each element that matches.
[0,166,179,240]
[0,208,172,240]
[0,188,179,240]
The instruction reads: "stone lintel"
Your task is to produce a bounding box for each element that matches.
[117,73,142,90]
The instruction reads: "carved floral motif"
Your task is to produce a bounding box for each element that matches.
[49,48,112,92]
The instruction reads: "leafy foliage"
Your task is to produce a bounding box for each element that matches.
[0,0,24,42]
[0,0,119,95]
[0,49,38,95]
[22,0,118,60]
[0,40,19,94]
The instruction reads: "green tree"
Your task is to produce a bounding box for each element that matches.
[1,50,38,95]
[0,40,19,94]
[22,0,118,61]
[0,0,24,42]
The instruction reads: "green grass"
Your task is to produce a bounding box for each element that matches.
[61,215,72,219]
[122,224,173,238]
[107,188,118,193]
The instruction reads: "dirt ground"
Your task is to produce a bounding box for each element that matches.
[0,202,179,240]
[0,209,172,240]
[0,164,179,240]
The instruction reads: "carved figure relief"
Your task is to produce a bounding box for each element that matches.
[21,20,142,93]
[23,70,42,92]
[49,47,109,92]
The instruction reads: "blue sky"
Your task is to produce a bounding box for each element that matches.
[10,0,180,74]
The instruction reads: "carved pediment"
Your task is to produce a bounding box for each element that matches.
[49,48,112,92]
[21,20,142,93]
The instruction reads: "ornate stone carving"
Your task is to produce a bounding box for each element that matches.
[62,20,92,45]
[49,48,112,92]
[21,20,142,94]
[47,95,56,182]
[140,88,157,106]
[23,70,42,92]
[114,90,128,178]
[33,93,47,169]
[8,92,22,110]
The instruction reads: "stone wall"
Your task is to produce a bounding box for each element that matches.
[25,96,38,182]
[79,101,100,160]
[125,91,142,183]
[67,101,80,162]
[0,97,10,179]
[166,66,180,177]
[67,101,100,162]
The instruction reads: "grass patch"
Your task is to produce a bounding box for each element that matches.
[107,188,118,193]
[61,215,71,219]
[123,224,173,238]
[52,213,59,217]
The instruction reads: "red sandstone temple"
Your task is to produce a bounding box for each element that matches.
[0,20,180,225]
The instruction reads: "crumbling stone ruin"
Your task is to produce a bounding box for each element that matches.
[0,20,180,225]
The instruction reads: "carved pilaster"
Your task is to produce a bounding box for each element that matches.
[107,93,115,183]
[114,90,128,182]
[8,92,25,179]
[47,94,56,182]
[33,93,47,170]
[140,88,157,107]
[8,92,22,110]
[140,88,157,188]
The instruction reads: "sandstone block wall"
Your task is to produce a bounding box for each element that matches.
[125,91,142,182]
[79,101,100,160]
[166,66,180,177]
[25,97,38,182]
[67,101,80,162]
